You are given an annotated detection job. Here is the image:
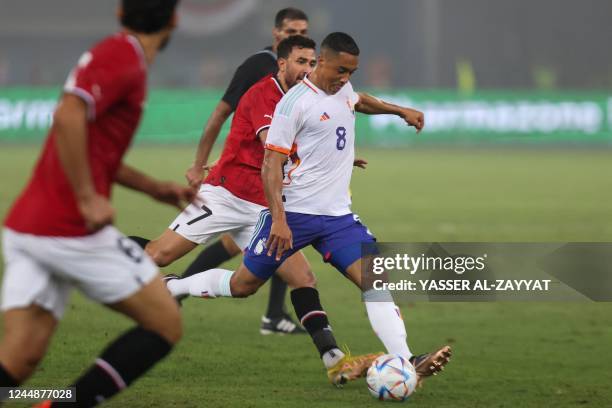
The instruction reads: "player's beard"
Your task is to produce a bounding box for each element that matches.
[287,72,306,89]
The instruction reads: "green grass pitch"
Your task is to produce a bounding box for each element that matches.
[1,145,612,407]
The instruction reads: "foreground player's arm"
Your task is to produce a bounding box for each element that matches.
[261,148,293,260]
[53,94,114,231]
[355,92,424,132]
[116,164,196,209]
[186,100,233,188]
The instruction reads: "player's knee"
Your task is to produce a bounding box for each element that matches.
[229,279,258,298]
[282,269,317,289]
[293,270,317,288]
[2,332,49,381]
[145,242,175,267]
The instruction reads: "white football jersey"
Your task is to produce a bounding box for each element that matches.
[265,76,359,216]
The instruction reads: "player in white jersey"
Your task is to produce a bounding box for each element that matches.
[168,32,451,386]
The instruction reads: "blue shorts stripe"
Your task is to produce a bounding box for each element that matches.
[248,210,269,250]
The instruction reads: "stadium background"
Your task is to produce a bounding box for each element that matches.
[1,0,612,406]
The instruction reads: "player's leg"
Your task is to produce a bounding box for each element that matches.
[181,230,294,330]
[313,214,414,359]
[343,256,414,357]
[0,306,58,386]
[133,184,237,268]
[145,228,197,267]
[60,277,181,407]
[344,258,451,380]
[180,234,240,278]
[51,228,181,407]
[243,212,380,385]
[165,209,313,299]
[276,252,375,385]
[0,229,66,388]
[165,251,314,299]
[319,214,451,381]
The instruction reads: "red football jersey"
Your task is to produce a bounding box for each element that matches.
[205,75,285,206]
[4,33,147,236]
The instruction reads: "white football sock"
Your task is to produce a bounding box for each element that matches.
[167,269,233,298]
[322,348,345,369]
[363,289,412,359]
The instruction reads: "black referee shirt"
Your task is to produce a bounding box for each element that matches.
[221,46,278,111]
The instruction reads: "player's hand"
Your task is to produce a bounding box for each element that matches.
[152,181,197,209]
[203,159,218,173]
[399,108,425,133]
[353,158,368,169]
[266,220,293,261]
[185,163,207,189]
[78,194,115,232]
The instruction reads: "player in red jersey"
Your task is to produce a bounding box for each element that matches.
[0,1,194,406]
[137,36,318,274]
[182,8,310,335]
[129,36,380,386]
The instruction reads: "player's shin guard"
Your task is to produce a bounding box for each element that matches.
[290,287,338,357]
[55,327,172,407]
[363,289,412,359]
[127,236,150,250]
[166,269,233,298]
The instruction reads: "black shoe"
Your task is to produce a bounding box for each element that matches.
[409,345,452,386]
[260,313,306,335]
[162,274,188,305]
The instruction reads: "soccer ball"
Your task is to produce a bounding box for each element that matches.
[366,354,417,401]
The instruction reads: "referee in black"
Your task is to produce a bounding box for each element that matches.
[182,8,309,335]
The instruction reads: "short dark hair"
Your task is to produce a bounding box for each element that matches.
[277,35,316,59]
[274,7,308,28]
[321,32,360,56]
[121,0,180,34]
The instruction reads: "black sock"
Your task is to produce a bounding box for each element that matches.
[127,236,150,250]
[291,287,338,357]
[181,239,232,278]
[52,327,172,407]
[265,274,288,318]
[0,363,19,401]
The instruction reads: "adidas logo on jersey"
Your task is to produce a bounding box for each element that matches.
[320,112,330,121]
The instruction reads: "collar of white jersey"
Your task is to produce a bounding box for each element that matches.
[302,75,352,96]
[302,75,324,95]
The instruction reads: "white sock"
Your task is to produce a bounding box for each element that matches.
[364,289,412,359]
[322,348,345,369]
[167,269,233,298]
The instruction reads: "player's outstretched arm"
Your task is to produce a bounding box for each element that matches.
[54,94,115,231]
[261,149,293,261]
[186,100,233,188]
[116,164,196,209]
[355,92,424,133]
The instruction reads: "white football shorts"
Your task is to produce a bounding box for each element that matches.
[1,226,158,319]
[169,184,265,250]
